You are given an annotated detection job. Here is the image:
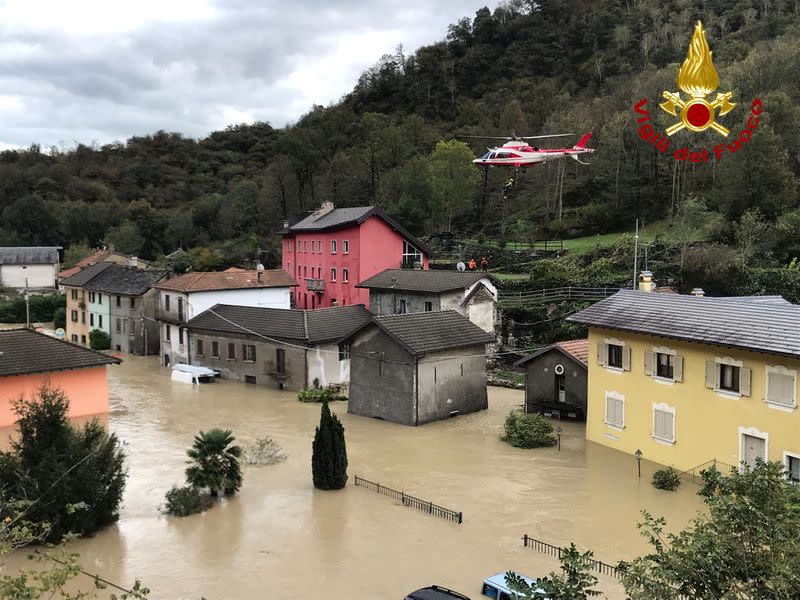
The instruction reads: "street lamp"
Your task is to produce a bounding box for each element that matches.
[635,448,643,478]
[556,426,563,451]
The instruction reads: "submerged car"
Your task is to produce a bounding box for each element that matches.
[404,584,472,600]
[481,572,542,599]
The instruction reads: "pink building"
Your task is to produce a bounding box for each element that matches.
[281,204,430,309]
[0,329,120,427]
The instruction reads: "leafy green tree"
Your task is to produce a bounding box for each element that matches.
[89,329,111,350]
[311,399,348,490]
[621,461,800,599]
[63,242,93,269]
[185,428,243,496]
[105,221,144,256]
[53,307,66,329]
[0,386,126,543]
[501,411,557,448]
[428,140,479,231]
[505,544,601,599]
[736,208,769,267]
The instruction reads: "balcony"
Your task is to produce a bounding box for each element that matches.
[306,278,324,293]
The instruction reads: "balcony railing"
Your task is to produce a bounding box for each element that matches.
[306,278,324,293]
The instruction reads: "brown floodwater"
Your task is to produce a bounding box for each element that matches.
[2,356,705,599]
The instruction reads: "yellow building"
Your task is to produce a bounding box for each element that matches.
[568,288,800,480]
[62,262,113,347]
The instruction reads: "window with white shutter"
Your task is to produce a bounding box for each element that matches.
[766,367,797,408]
[652,404,675,443]
[604,392,624,429]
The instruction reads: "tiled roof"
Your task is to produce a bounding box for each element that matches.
[76,249,110,268]
[356,269,491,294]
[0,329,120,377]
[0,247,60,265]
[187,304,373,345]
[363,310,495,355]
[85,265,167,296]
[515,339,589,368]
[60,261,114,287]
[284,206,432,255]
[57,266,82,279]
[567,290,800,358]
[154,269,297,292]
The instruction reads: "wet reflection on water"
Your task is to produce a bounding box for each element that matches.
[2,356,705,599]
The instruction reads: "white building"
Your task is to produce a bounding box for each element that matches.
[154,268,297,367]
[0,247,61,291]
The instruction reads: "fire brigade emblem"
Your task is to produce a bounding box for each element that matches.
[660,21,735,137]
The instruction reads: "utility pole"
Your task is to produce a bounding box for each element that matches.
[23,266,30,329]
[632,219,640,290]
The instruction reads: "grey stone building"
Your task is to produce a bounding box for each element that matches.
[515,339,588,420]
[346,310,495,425]
[356,268,499,334]
[185,303,372,390]
[84,265,167,355]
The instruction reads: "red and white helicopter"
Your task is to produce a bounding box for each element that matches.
[466,132,595,171]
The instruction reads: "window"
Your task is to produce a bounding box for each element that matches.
[331,240,337,254]
[786,454,800,483]
[766,367,797,409]
[402,240,423,268]
[178,298,184,321]
[318,240,321,252]
[338,343,351,361]
[165,325,171,341]
[342,268,349,283]
[424,301,433,312]
[98,294,102,305]
[211,341,219,358]
[720,364,740,393]
[304,266,307,277]
[116,318,121,333]
[607,344,623,368]
[342,240,349,254]
[331,268,337,282]
[303,240,307,252]
[287,262,291,274]
[653,404,676,443]
[71,310,78,322]
[656,353,674,379]
[71,334,77,342]
[243,344,256,362]
[275,348,286,374]
[81,311,85,323]
[71,289,78,300]
[90,314,94,327]
[228,343,236,360]
[89,292,95,303]
[178,328,184,345]
[130,297,135,310]
[244,375,257,385]
[81,335,86,345]
[399,299,407,314]
[604,391,624,429]
[331,299,337,306]
[196,339,204,356]
[116,295,121,308]
[165,295,171,311]
[311,240,315,253]
[99,315,104,328]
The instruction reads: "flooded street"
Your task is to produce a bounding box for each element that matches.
[4,356,705,599]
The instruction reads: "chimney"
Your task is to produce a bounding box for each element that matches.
[129,256,138,268]
[257,263,264,283]
[312,201,335,221]
[282,219,289,230]
[637,270,655,292]
[690,287,705,297]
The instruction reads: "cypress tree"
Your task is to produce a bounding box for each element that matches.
[311,398,348,490]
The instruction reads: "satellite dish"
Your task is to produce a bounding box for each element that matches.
[456,261,466,272]
[55,328,65,339]
[256,263,265,271]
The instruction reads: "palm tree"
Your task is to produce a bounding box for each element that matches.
[185,428,243,496]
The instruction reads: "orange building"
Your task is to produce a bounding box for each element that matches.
[0,329,120,427]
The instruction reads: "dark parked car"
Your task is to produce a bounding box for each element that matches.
[404,585,472,600]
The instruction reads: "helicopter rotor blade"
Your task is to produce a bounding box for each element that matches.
[519,134,574,139]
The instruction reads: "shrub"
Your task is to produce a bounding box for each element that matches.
[298,387,347,403]
[652,467,681,491]
[1,386,126,542]
[162,485,214,517]
[501,411,557,448]
[312,399,348,490]
[53,307,66,329]
[242,436,286,466]
[89,328,110,350]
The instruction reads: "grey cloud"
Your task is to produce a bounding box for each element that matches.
[0,0,492,148]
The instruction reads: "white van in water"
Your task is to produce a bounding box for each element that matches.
[481,572,542,599]
[171,364,219,384]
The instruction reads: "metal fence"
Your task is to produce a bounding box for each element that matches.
[678,458,738,485]
[521,534,620,578]
[353,475,463,524]
[499,286,622,307]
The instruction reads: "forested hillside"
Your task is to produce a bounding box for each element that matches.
[2,0,800,271]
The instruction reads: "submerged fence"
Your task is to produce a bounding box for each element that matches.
[678,457,738,485]
[353,475,463,524]
[521,534,620,578]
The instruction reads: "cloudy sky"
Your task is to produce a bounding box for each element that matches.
[0,0,494,150]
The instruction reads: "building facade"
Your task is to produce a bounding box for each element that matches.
[155,269,297,367]
[569,289,800,478]
[347,311,494,426]
[281,204,430,310]
[516,340,588,420]
[0,329,120,426]
[186,303,372,390]
[63,262,114,347]
[357,269,498,334]
[0,247,61,291]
